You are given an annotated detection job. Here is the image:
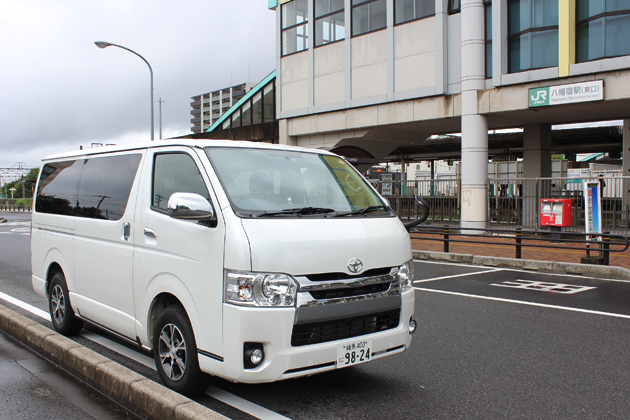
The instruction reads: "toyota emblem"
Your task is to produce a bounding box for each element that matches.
[347,258,363,274]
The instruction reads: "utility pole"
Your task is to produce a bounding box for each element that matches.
[157,97,165,139]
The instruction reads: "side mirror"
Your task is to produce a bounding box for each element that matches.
[167,193,215,224]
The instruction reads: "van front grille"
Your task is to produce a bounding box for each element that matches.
[291,309,400,347]
[308,282,391,300]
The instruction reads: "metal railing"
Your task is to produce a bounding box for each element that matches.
[371,176,630,234]
[409,225,629,266]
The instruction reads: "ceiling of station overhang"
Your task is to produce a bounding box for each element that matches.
[381,125,623,162]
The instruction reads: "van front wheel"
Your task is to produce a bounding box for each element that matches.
[48,272,83,336]
[153,305,208,396]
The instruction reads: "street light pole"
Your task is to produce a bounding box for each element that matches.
[95,41,154,141]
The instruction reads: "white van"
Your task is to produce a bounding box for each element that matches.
[31,140,416,396]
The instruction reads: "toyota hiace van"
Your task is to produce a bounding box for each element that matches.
[31,140,416,395]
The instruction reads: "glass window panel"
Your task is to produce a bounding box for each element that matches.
[282,1,296,28]
[395,0,415,24]
[282,24,309,55]
[316,0,331,17]
[223,119,231,130]
[508,0,528,35]
[577,0,604,20]
[417,0,435,18]
[263,84,274,122]
[242,100,252,127]
[36,160,83,216]
[485,3,493,40]
[316,11,346,45]
[605,14,630,57]
[232,109,241,128]
[77,155,141,220]
[531,29,558,68]
[508,33,529,72]
[485,42,493,78]
[606,0,630,13]
[152,154,209,210]
[352,3,370,35]
[576,19,604,61]
[532,0,558,28]
[252,92,263,125]
[370,0,387,31]
[448,0,461,13]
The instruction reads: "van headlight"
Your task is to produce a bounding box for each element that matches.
[225,271,298,307]
[398,260,414,292]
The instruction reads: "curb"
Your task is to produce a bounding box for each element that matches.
[0,303,228,420]
[413,250,630,279]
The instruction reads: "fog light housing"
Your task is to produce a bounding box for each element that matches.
[409,317,417,334]
[244,343,264,369]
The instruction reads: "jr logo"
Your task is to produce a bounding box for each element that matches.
[528,87,550,107]
[531,90,547,102]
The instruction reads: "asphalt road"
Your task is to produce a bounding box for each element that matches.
[2,211,630,419]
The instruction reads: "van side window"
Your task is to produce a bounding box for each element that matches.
[77,154,142,220]
[35,160,83,216]
[152,153,209,211]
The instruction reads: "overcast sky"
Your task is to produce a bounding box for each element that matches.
[0,0,277,173]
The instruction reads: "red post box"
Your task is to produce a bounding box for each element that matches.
[540,199,573,227]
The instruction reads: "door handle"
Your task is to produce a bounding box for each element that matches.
[143,227,156,238]
[123,223,131,241]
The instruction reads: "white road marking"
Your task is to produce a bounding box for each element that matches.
[0,291,49,320]
[413,259,630,283]
[0,292,292,420]
[414,287,630,319]
[491,280,596,294]
[414,268,503,283]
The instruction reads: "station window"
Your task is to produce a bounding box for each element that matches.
[394,0,435,24]
[448,0,461,14]
[315,0,345,46]
[282,0,309,55]
[508,0,559,73]
[352,0,386,37]
[576,0,630,62]
[485,0,492,78]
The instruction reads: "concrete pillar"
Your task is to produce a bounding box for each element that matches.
[278,119,297,146]
[522,124,552,178]
[522,124,552,228]
[460,0,488,230]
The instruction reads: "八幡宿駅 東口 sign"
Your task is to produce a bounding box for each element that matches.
[529,80,604,108]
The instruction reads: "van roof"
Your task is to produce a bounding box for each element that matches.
[41,139,335,162]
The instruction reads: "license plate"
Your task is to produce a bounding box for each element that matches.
[337,338,372,368]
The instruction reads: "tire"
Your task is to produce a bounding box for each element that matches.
[152,305,209,396]
[48,272,84,336]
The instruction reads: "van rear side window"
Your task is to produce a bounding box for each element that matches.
[36,160,83,216]
[77,154,142,220]
[36,154,142,220]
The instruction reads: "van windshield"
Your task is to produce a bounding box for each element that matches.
[204,147,392,218]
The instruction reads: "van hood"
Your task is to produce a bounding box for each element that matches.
[240,217,412,276]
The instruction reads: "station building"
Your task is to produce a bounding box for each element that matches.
[261,0,630,229]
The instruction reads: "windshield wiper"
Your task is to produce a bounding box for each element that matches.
[334,205,389,217]
[252,207,336,217]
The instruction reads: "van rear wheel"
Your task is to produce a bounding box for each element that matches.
[153,305,209,396]
[48,272,83,336]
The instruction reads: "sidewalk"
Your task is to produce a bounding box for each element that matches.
[410,233,630,273]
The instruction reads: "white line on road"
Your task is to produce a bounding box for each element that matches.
[414,287,630,320]
[0,292,292,420]
[414,268,503,283]
[414,259,630,283]
[0,291,49,320]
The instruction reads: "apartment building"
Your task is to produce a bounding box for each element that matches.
[190,82,254,134]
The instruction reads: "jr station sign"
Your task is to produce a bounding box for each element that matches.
[529,80,604,108]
